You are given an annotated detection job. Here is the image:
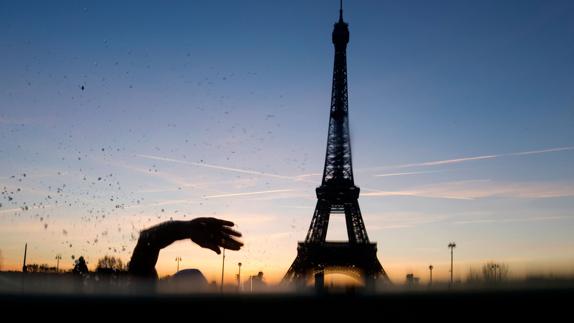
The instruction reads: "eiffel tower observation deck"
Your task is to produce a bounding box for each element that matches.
[283,1,389,287]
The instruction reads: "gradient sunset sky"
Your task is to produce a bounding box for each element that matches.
[1,0,573,284]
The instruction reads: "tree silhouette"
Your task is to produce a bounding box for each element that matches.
[23,263,57,273]
[96,255,125,272]
[482,262,509,283]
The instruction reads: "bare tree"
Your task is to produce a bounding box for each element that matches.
[96,255,125,272]
[466,267,482,284]
[24,263,57,273]
[481,262,509,283]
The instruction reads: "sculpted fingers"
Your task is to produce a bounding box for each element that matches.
[221,226,242,237]
[202,217,234,227]
[216,219,235,227]
[219,235,243,250]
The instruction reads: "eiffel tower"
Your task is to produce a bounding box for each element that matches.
[283,1,389,286]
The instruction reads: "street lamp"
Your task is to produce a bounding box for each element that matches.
[175,256,182,273]
[220,248,226,294]
[428,265,434,286]
[448,242,456,287]
[55,254,62,273]
[237,262,242,291]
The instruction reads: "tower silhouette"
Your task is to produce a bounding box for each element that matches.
[283,2,389,286]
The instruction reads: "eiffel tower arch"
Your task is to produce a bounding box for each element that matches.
[283,2,389,287]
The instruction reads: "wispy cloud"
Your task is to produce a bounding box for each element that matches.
[124,199,199,209]
[374,170,443,177]
[294,173,322,179]
[0,204,56,215]
[367,212,451,230]
[106,160,229,195]
[0,208,26,215]
[361,146,574,172]
[203,189,295,199]
[136,154,298,180]
[363,180,574,200]
[454,215,574,225]
[277,205,315,210]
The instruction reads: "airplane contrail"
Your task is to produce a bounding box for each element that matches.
[203,189,295,199]
[361,146,574,171]
[136,154,313,182]
[374,170,443,177]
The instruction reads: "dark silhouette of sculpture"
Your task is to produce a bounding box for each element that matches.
[128,217,242,278]
[73,256,89,276]
[283,2,388,286]
[166,268,210,292]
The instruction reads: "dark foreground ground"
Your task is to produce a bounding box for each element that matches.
[2,288,573,321]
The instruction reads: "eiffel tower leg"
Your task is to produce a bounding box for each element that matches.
[343,201,369,244]
[305,199,332,243]
[283,243,311,286]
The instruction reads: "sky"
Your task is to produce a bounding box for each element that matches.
[1,0,573,285]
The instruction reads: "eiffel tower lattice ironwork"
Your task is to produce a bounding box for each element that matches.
[283,2,389,285]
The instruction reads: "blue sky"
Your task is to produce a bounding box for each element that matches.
[1,0,573,283]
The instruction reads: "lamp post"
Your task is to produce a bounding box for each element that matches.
[429,265,433,286]
[237,262,242,291]
[175,256,181,273]
[55,255,62,273]
[448,242,456,287]
[22,243,27,273]
[220,248,226,294]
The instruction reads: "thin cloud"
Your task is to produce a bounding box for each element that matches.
[360,146,574,172]
[0,208,26,215]
[136,154,297,180]
[203,189,295,199]
[294,173,322,179]
[124,199,199,209]
[367,212,451,230]
[454,215,573,225]
[0,204,56,215]
[107,160,228,195]
[363,180,574,200]
[374,170,443,177]
[507,147,574,156]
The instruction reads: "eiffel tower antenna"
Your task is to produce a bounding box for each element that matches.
[283,2,389,288]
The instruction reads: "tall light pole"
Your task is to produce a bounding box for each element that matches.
[448,242,456,287]
[22,243,27,273]
[220,248,226,293]
[55,255,62,273]
[428,265,433,286]
[175,256,182,273]
[237,262,242,291]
